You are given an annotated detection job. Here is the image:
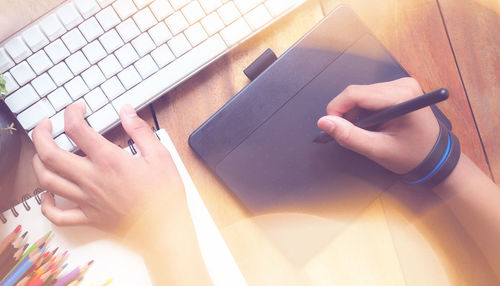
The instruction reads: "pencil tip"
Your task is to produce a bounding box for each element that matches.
[63,250,68,256]
[52,247,59,255]
[14,225,21,233]
[88,260,94,266]
[21,231,28,238]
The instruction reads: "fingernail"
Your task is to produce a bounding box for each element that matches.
[323,118,336,133]
[122,104,137,118]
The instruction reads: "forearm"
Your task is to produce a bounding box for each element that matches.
[433,154,500,277]
[123,191,212,286]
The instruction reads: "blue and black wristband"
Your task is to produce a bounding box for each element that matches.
[401,121,461,188]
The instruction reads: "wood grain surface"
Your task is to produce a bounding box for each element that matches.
[1,0,498,284]
[437,0,500,180]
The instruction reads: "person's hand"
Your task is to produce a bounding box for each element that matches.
[31,103,184,232]
[317,77,440,174]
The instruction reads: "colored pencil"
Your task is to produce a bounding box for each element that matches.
[14,276,29,286]
[41,265,66,286]
[0,226,21,256]
[0,230,25,267]
[0,243,28,281]
[1,232,51,284]
[1,247,45,286]
[53,261,93,286]
[66,276,83,286]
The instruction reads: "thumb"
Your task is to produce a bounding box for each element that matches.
[317,115,383,159]
[120,104,161,157]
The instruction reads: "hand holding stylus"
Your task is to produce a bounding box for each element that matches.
[317,77,442,174]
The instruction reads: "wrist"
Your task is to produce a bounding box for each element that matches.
[432,154,482,199]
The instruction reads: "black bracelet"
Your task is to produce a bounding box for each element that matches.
[401,122,461,188]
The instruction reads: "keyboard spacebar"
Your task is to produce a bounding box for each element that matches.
[112,34,227,112]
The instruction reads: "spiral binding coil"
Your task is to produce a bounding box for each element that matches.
[0,187,45,224]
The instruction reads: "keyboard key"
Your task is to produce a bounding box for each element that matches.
[39,15,66,41]
[117,66,141,89]
[87,103,119,133]
[54,133,75,151]
[167,33,191,57]
[65,76,90,100]
[220,18,251,46]
[199,0,222,14]
[96,6,121,31]
[113,0,138,20]
[113,34,226,111]
[133,7,158,32]
[66,51,91,75]
[151,44,175,68]
[5,84,39,113]
[79,17,104,42]
[181,1,205,25]
[217,2,240,25]
[115,43,139,67]
[45,39,70,64]
[185,23,208,46]
[31,73,57,97]
[50,110,66,137]
[81,65,106,89]
[201,12,224,36]
[148,22,172,46]
[149,0,174,21]
[244,4,272,30]
[165,11,189,35]
[0,48,15,73]
[17,98,55,130]
[84,87,108,111]
[57,3,84,30]
[169,0,190,10]
[265,0,294,16]
[82,40,107,64]
[48,62,73,86]
[99,29,124,53]
[98,54,123,78]
[131,33,156,57]
[4,37,32,63]
[2,72,19,93]
[101,76,125,100]
[10,62,36,86]
[47,87,72,111]
[133,0,154,9]
[22,26,49,52]
[27,50,53,75]
[97,0,115,8]
[234,0,260,14]
[134,55,158,79]
[116,19,141,42]
[62,28,88,53]
[74,0,101,18]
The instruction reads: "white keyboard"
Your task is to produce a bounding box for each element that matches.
[0,0,304,151]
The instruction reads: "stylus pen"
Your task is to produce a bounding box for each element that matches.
[313,88,449,144]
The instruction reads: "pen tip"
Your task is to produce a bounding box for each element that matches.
[313,132,334,144]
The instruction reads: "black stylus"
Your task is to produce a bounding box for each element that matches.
[313,88,449,144]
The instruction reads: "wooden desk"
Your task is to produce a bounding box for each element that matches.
[2,0,499,284]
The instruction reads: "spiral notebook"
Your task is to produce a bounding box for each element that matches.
[0,129,246,285]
